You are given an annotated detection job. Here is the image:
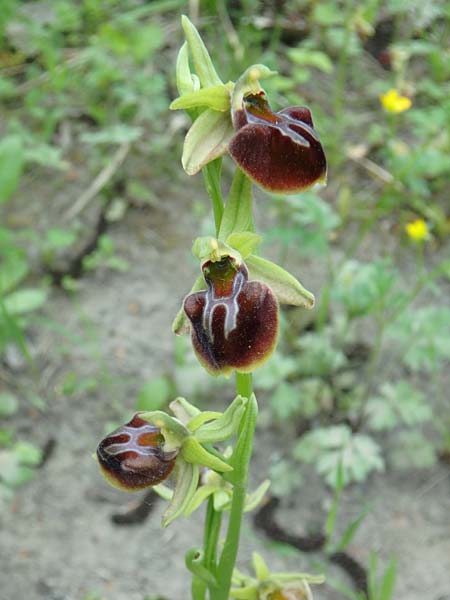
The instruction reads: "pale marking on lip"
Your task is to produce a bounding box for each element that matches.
[245,110,320,147]
[202,268,246,342]
[103,424,160,457]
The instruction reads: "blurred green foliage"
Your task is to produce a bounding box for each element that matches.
[0,0,449,564]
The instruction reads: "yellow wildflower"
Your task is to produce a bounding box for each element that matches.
[380,89,412,113]
[405,219,428,242]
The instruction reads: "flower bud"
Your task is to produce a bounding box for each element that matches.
[97,414,178,491]
[229,91,326,194]
[183,256,278,376]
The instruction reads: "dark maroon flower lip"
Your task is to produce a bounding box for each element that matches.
[184,257,278,376]
[97,414,178,491]
[229,91,327,194]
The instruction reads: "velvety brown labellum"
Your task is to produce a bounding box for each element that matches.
[229,92,327,193]
[97,414,178,491]
[183,257,278,376]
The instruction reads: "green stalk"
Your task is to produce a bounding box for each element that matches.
[204,496,222,574]
[203,158,224,236]
[215,373,256,600]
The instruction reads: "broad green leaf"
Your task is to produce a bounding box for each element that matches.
[246,255,315,308]
[14,441,42,466]
[182,108,234,175]
[218,169,254,241]
[170,84,231,112]
[3,288,47,315]
[181,16,222,87]
[0,135,24,204]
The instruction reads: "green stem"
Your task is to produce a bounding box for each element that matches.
[215,373,255,600]
[203,158,224,236]
[204,496,222,574]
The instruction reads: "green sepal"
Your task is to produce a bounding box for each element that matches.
[181,436,233,472]
[187,411,223,433]
[218,169,254,241]
[176,42,199,97]
[252,552,270,581]
[244,479,271,513]
[184,484,218,516]
[153,483,173,501]
[182,108,234,175]
[170,84,232,112]
[139,410,190,452]
[172,274,206,335]
[226,232,261,259]
[185,548,218,588]
[231,64,277,113]
[246,255,315,309]
[162,458,199,527]
[181,15,223,87]
[195,395,247,443]
[169,396,201,423]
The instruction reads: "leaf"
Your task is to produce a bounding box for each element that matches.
[3,288,47,315]
[0,135,24,204]
[379,558,397,600]
[170,85,231,112]
[136,376,172,411]
[181,16,222,88]
[218,168,254,241]
[334,504,371,552]
[246,255,315,308]
[367,381,432,431]
[182,108,234,175]
[294,426,384,486]
[14,441,42,466]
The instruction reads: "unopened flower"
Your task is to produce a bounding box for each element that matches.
[183,255,278,376]
[229,90,327,193]
[405,218,428,242]
[97,414,178,491]
[379,89,412,113]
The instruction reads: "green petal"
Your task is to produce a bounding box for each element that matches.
[170,84,231,112]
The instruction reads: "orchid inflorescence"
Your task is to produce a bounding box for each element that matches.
[96,15,326,600]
